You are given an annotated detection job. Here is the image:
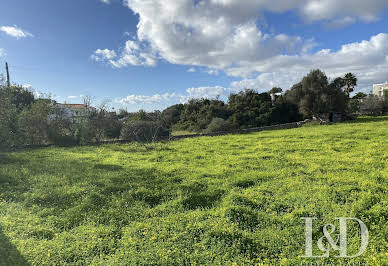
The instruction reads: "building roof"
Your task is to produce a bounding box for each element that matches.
[373,82,388,87]
[56,103,96,111]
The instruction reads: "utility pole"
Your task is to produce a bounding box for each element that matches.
[5,62,10,87]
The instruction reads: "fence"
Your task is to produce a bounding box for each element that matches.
[168,121,308,140]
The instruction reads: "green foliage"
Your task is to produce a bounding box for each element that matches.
[269,87,282,95]
[353,92,367,99]
[176,98,230,132]
[204,117,234,133]
[269,99,303,124]
[227,89,273,128]
[4,85,35,111]
[284,70,349,118]
[0,89,19,147]
[18,99,52,145]
[344,72,358,96]
[161,104,184,128]
[0,116,386,265]
[120,120,169,142]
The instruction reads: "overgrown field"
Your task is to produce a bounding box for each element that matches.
[0,117,387,265]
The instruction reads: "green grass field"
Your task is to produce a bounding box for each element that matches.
[0,117,387,265]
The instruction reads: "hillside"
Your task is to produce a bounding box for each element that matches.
[0,116,387,265]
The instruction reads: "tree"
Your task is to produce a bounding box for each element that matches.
[0,87,19,149]
[353,92,367,100]
[204,117,234,133]
[269,97,302,124]
[0,84,35,111]
[161,104,184,128]
[284,70,348,118]
[269,87,282,95]
[177,99,230,132]
[269,87,283,105]
[343,73,357,96]
[18,99,52,145]
[120,120,169,143]
[348,92,367,113]
[228,89,273,128]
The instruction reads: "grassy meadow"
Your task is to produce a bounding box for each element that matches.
[0,116,387,265]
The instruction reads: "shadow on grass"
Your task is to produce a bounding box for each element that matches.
[0,154,25,166]
[345,115,388,124]
[0,226,30,266]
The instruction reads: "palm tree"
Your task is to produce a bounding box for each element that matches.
[343,73,357,96]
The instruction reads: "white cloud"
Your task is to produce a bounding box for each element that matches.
[94,40,157,68]
[100,0,110,4]
[186,86,232,99]
[116,85,238,108]
[187,67,196,73]
[91,49,117,62]
[300,0,385,23]
[116,93,179,105]
[118,0,388,72]
[0,25,33,39]
[101,1,388,105]
[68,96,78,99]
[33,89,44,98]
[323,16,357,29]
[230,33,388,93]
[22,84,33,89]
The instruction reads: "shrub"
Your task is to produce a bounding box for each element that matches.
[0,93,20,150]
[204,117,234,133]
[18,99,51,145]
[120,120,169,142]
[74,122,96,145]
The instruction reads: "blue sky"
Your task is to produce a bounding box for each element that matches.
[1,0,388,111]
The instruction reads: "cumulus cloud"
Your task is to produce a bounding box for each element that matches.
[117,33,388,109]
[111,40,157,68]
[94,1,388,78]
[116,86,237,108]
[187,67,196,72]
[94,40,157,68]
[100,0,110,4]
[230,33,388,93]
[117,93,180,105]
[100,1,388,104]
[186,86,231,99]
[91,49,117,62]
[118,0,388,71]
[0,25,33,39]
[300,0,386,23]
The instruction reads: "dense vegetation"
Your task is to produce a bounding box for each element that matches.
[1,70,387,150]
[0,116,387,265]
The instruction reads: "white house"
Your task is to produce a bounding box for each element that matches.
[372,82,388,98]
[53,103,96,122]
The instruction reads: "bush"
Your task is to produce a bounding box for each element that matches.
[0,92,19,149]
[204,117,234,133]
[120,120,169,142]
[74,122,96,145]
[18,99,51,145]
